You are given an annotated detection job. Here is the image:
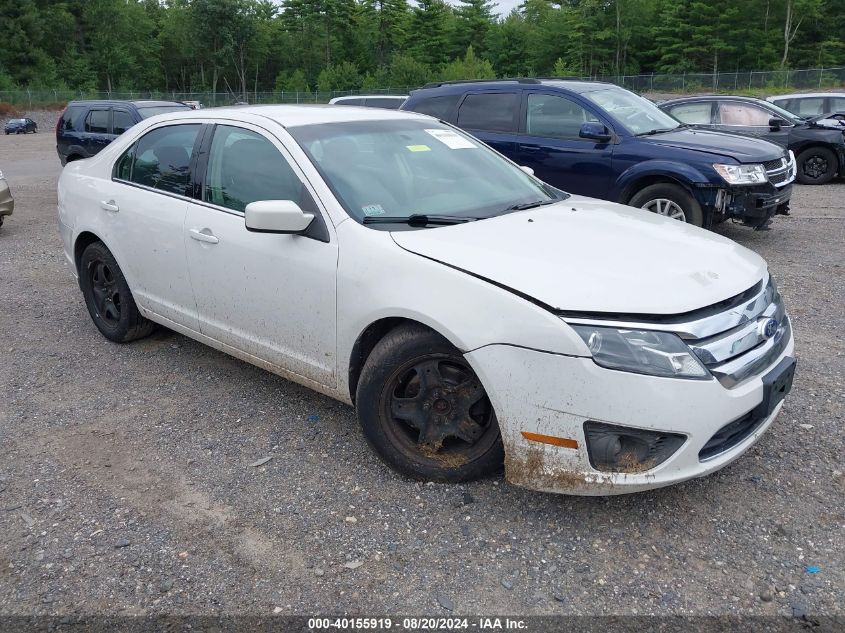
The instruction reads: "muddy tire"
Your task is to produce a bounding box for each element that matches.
[355,323,504,482]
[796,147,837,185]
[79,241,156,343]
[629,183,704,227]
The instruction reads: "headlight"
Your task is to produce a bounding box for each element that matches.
[713,163,767,185]
[570,325,709,379]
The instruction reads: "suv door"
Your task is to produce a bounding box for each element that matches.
[82,108,113,156]
[108,122,202,328]
[184,123,338,386]
[514,92,614,197]
[714,100,791,147]
[453,92,520,157]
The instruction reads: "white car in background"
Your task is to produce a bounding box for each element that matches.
[767,92,845,128]
[328,95,407,109]
[57,106,795,495]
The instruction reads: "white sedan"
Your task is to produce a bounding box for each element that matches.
[57,106,796,495]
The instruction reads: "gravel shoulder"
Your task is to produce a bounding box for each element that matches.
[0,132,842,618]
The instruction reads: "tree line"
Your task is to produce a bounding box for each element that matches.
[1,0,843,97]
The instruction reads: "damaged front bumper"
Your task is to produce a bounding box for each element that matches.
[698,181,792,229]
[465,330,794,495]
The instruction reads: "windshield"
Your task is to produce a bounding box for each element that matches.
[289,119,561,224]
[137,105,191,119]
[583,88,681,135]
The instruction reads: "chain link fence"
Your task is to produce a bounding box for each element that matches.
[1,67,843,108]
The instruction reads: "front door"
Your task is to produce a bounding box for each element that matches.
[184,123,338,386]
[714,101,792,148]
[514,92,614,196]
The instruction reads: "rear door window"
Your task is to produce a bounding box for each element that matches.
[112,109,135,135]
[829,97,845,112]
[116,124,201,196]
[84,109,110,133]
[456,93,518,132]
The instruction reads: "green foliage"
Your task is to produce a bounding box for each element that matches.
[441,46,496,81]
[317,61,361,91]
[0,0,842,95]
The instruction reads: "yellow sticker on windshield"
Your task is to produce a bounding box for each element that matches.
[406,144,431,152]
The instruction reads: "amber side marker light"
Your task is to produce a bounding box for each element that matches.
[521,431,579,449]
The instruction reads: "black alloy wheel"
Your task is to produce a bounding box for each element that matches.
[356,323,504,482]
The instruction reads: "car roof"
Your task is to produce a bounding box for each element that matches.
[661,95,770,105]
[413,78,618,95]
[150,104,428,127]
[332,95,408,100]
[67,99,188,108]
[767,92,843,100]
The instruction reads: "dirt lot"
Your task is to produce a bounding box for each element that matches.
[0,131,843,620]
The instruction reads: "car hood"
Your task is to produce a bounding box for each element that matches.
[642,128,784,162]
[391,197,766,315]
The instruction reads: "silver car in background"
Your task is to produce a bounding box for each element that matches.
[0,170,13,227]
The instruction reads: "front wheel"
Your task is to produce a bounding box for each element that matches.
[356,323,504,482]
[796,147,837,185]
[78,241,156,343]
[629,183,704,227]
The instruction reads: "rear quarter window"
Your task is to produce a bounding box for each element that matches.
[407,95,460,120]
[60,106,83,132]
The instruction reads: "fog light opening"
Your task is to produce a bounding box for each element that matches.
[584,422,685,473]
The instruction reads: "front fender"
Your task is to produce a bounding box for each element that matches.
[615,160,711,202]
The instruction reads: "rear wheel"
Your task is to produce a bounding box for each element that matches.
[79,241,156,343]
[356,323,504,482]
[629,183,704,227]
[796,147,837,185]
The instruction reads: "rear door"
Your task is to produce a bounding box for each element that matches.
[105,122,203,328]
[514,91,614,196]
[453,91,520,159]
[81,108,113,156]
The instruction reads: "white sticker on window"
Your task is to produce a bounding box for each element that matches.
[362,204,386,216]
[424,128,478,149]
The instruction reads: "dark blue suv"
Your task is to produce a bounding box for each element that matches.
[402,79,794,229]
[56,100,190,166]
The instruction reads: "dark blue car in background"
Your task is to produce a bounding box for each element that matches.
[402,79,795,229]
[56,100,190,166]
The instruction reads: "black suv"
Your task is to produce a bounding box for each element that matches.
[661,95,845,185]
[402,79,793,229]
[56,100,190,166]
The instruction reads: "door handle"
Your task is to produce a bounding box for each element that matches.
[189,228,219,244]
[100,200,119,212]
[518,145,542,152]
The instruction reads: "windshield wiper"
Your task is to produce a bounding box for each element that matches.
[505,199,557,212]
[362,214,478,226]
[636,127,681,136]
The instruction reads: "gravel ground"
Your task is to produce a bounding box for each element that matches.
[0,132,842,621]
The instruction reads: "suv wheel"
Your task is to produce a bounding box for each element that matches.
[79,241,156,343]
[629,183,704,227]
[796,147,837,185]
[356,323,504,482]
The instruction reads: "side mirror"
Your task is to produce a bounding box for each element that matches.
[245,200,314,234]
[579,122,612,142]
[519,165,535,176]
[769,117,787,130]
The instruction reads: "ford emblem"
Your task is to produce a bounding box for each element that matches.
[759,318,778,340]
